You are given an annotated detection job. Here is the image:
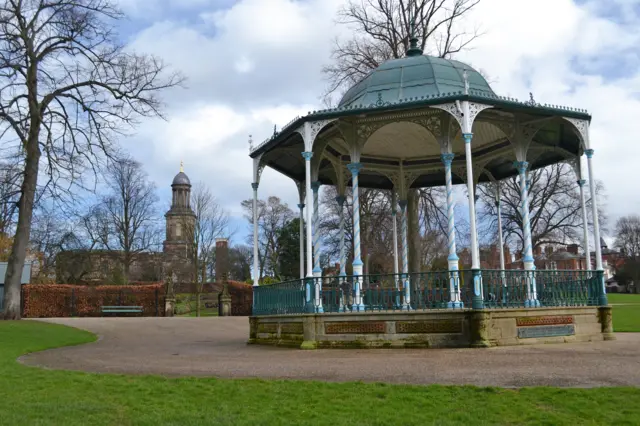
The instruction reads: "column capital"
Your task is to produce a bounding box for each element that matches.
[440,152,455,167]
[311,181,321,191]
[577,179,586,187]
[251,182,259,190]
[585,149,594,159]
[335,195,346,205]
[347,162,363,175]
[301,151,313,161]
[513,160,529,174]
[297,203,305,209]
[462,133,473,144]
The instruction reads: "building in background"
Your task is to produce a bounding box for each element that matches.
[56,167,195,284]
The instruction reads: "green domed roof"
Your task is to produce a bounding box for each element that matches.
[339,55,495,108]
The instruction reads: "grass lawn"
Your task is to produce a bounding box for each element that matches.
[0,322,640,425]
[608,293,640,332]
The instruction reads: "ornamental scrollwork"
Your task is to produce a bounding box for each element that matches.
[355,121,388,146]
[467,103,493,130]
[432,103,464,130]
[308,119,337,146]
[563,117,589,148]
[492,120,515,140]
[566,157,582,180]
[295,180,306,202]
[408,114,442,138]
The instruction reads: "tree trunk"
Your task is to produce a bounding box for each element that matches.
[3,136,41,320]
[408,189,421,274]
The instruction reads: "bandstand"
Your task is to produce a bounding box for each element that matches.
[247,37,613,349]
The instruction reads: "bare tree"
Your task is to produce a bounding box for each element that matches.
[320,186,396,274]
[229,244,251,282]
[322,1,479,266]
[323,0,481,100]
[0,0,183,318]
[184,182,229,317]
[614,215,640,293]
[615,215,640,258]
[0,162,20,236]
[477,163,606,257]
[241,196,294,281]
[86,156,159,282]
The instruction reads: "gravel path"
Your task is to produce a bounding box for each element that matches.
[20,317,640,387]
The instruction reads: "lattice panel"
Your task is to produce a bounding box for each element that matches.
[280,323,304,334]
[516,316,573,327]
[258,323,278,334]
[396,320,462,334]
[325,322,385,334]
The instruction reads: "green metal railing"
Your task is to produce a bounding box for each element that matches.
[252,269,605,316]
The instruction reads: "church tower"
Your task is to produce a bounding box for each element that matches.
[163,163,196,259]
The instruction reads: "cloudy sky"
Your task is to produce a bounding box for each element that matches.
[114,0,640,244]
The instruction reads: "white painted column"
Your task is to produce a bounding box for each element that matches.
[463,133,483,309]
[297,203,305,279]
[399,199,411,310]
[347,162,365,311]
[252,182,259,286]
[441,153,462,308]
[302,152,314,312]
[585,149,607,305]
[311,181,323,313]
[311,181,322,277]
[336,195,347,277]
[577,180,591,271]
[391,191,400,308]
[515,161,540,307]
[496,182,506,271]
[496,181,508,305]
[391,191,399,277]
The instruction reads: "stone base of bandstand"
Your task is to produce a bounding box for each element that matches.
[248,306,614,349]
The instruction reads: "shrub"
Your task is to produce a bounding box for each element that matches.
[22,283,164,318]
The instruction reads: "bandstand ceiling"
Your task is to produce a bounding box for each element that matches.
[254,104,584,191]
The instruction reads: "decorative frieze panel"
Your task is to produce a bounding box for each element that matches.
[516,316,573,327]
[396,320,463,334]
[258,323,278,334]
[325,321,385,334]
[280,323,304,334]
[517,325,575,339]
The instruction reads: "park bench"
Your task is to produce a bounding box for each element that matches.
[101,306,143,316]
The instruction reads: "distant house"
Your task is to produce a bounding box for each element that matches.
[591,238,624,280]
[0,262,33,312]
[507,244,588,270]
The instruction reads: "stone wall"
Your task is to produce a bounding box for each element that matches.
[249,306,613,349]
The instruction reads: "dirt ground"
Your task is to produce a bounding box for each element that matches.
[20,317,640,387]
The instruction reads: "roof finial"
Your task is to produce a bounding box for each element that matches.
[180,160,184,173]
[406,4,423,57]
[248,134,253,152]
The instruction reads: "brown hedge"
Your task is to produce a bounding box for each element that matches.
[22,284,165,318]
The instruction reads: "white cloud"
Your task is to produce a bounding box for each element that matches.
[119,0,639,244]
